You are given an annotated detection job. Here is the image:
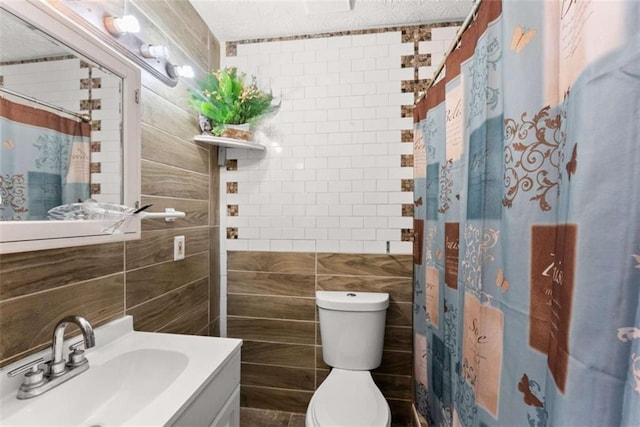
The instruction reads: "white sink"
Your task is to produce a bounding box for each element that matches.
[0,317,242,427]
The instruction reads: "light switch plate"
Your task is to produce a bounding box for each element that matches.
[174,235,185,261]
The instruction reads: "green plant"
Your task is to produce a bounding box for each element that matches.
[189,67,277,136]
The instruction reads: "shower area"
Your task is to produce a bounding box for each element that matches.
[411,1,640,426]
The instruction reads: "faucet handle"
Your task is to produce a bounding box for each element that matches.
[69,341,85,352]
[8,358,47,393]
[7,357,45,378]
[67,342,88,368]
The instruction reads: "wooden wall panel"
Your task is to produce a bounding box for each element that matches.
[125,227,209,270]
[228,251,315,273]
[227,317,315,345]
[158,300,209,336]
[140,196,209,231]
[0,243,123,300]
[142,124,209,174]
[227,271,315,297]
[0,1,220,366]
[141,160,209,200]
[141,88,198,141]
[0,274,124,366]
[127,278,208,332]
[241,341,315,368]
[227,294,315,321]
[317,253,412,277]
[132,0,212,71]
[241,385,313,414]
[126,252,209,308]
[241,363,315,391]
[228,251,413,420]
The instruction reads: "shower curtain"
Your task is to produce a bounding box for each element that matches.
[0,97,91,220]
[412,1,639,425]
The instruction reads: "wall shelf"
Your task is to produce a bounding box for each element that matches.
[193,135,266,151]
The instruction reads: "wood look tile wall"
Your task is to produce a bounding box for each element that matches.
[227,251,413,425]
[0,0,220,368]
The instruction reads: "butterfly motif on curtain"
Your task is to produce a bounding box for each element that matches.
[3,139,14,149]
[518,374,544,407]
[496,267,510,293]
[510,25,537,53]
[566,144,578,180]
[414,197,423,207]
[617,327,640,342]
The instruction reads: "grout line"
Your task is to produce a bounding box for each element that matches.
[141,158,210,179]
[124,250,209,273]
[0,271,124,304]
[228,270,411,279]
[227,315,317,324]
[125,274,208,311]
[227,291,316,298]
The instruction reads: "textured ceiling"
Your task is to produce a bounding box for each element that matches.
[189,0,473,42]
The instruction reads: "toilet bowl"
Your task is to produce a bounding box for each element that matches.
[306,369,390,427]
[306,291,391,427]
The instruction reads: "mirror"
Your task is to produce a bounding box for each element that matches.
[0,0,141,253]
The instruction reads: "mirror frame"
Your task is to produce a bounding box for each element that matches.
[0,0,141,254]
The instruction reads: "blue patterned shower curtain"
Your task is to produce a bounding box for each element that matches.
[412,1,640,425]
[0,97,91,220]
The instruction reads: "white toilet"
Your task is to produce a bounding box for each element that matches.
[306,291,391,427]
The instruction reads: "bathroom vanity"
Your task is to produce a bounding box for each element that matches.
[0,317,242,426]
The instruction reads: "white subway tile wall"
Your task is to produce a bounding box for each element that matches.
[220,25,458,254]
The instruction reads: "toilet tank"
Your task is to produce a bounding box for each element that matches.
[316,291,389,370]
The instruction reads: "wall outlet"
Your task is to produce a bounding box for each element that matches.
[174,235,185,261]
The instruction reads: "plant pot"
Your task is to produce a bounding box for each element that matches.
[198,114,213,135]
[221,123,252,141]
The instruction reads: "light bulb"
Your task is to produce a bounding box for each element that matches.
[166,64,194,79]
[140,44,170,59]
[174,65,194,78]
[104,15,140,35]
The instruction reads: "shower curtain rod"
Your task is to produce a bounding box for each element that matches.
[417,0,483,102]
[0,86,91,123]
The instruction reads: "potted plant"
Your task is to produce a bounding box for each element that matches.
[189,67,278,140]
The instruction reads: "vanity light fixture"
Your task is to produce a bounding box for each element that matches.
[140,44,170,59]
[103,15,140,36]
[51,1,179,87]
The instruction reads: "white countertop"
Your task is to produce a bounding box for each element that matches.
[0,316,242,426]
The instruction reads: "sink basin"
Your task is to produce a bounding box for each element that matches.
[0,317,242,426]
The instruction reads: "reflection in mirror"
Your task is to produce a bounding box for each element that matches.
[0,0,140,254]
[0,8,123,221]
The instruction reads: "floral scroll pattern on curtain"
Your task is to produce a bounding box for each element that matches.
[412,1,640,426]
[0,97,91,220]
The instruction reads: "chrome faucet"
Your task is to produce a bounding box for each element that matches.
[50,315,95,377]
[7,315,95,399]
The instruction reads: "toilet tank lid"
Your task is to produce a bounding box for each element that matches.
[316,291,389,311]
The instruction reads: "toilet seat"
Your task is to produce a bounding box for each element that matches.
[306,369,391,427]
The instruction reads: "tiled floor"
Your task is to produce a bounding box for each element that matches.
[240,407,306,427]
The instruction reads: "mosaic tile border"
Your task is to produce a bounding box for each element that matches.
[226,21,462,57]
[227,182,238,194]
[0,55,76,67]
[401,179,414,192]
[402,204,415,217]
[227,204,239,216]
